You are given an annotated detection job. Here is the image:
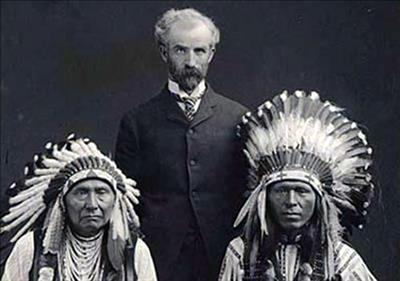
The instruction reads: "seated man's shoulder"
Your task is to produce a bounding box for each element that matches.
[335,240,359,258]
[12,231,35,250]
[133,237,157,280]
[226,236,245,259]
[135,237,151,254]
[2,231,35,281]
[335,240,377,280]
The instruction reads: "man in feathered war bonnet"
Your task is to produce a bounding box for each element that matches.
[0,135,157,281]
[219,91,377,281]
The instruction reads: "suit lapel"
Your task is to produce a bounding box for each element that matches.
[163,87,190,125]
[191,85,217,128]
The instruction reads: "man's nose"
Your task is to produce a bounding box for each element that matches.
[185,51,196,67]
[285,190,297,206]
[85,193,99,209]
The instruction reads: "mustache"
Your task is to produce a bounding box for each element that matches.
[180,67,202,78]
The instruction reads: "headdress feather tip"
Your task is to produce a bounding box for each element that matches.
[2,134,141,244]
[236,90,374,237]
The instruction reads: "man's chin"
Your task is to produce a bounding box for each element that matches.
[78,222,106,236]
[179,77,203,93]
[80,218,105,229]
[282,223,306,231]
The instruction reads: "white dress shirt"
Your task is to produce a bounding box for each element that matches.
[168,79,206,114]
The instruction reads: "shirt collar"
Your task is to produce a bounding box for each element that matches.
[168,79,206,100]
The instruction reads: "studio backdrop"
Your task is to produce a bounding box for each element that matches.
[1,1,399,280]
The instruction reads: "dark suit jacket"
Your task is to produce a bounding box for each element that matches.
[115,85,248,280]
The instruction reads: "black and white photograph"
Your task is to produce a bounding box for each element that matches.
[1,1,399,280]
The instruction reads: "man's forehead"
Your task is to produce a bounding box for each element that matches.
[71,178,112,190]
[168,18,213,45]
[270,180,314,190]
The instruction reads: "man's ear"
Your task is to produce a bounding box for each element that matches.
[207,47,216,63]
[159,44,168,63]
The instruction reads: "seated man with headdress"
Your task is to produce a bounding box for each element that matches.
[219,91,377,281]
[1,135,157,281]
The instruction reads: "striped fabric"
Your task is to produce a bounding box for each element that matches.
[168,79,205,121]
[335,242,376,281]
[172,93,204,121]
[218,237,377,281]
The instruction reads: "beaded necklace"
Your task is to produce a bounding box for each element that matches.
[60,227,105,281]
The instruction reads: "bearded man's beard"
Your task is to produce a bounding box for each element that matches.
[170,64,207,94]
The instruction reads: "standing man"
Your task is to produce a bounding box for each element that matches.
[115,8,248,281]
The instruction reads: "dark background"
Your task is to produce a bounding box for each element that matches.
[1,1,399,280]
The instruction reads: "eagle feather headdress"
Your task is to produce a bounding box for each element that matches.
[1,134,141,268]
[234,90,374,279]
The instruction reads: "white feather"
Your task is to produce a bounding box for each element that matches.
[234,183,263,227]
[3,193,44,222]
[257,188,268,236]
[25,175,52,187]
[9,182,47,205]
[10,205,46,243]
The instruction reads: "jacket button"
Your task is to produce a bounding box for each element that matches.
[188,128,195,135]
[189,159,196,166]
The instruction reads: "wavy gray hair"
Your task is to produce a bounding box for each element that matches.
[154,8,220,48]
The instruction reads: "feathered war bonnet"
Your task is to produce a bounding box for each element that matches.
[235,90,374,279]
[0,134,141,272]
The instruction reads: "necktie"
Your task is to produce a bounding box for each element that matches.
[173,93,203,121]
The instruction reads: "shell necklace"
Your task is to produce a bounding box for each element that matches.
[61,227,105,281]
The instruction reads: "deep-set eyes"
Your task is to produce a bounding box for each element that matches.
[274,188,310,194]
[194,48,206,54]
[174,47,207,54]
[73,188,110,196]
[75,189,88,196]
[96,189,109,195]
